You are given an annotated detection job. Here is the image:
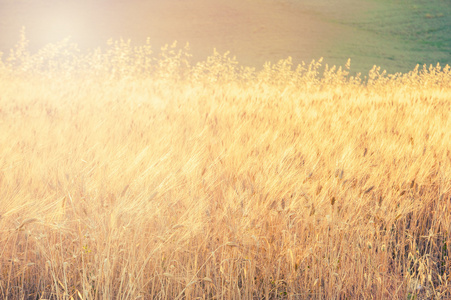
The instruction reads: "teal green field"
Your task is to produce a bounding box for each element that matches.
[0,0,450,74]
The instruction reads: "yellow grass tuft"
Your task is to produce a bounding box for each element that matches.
[0,33,450,299]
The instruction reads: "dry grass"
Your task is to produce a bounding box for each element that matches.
[0,31,450,299]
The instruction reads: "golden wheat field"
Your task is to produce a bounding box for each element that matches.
[0,33,450,299]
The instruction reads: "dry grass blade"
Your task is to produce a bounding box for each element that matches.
[364,186,375,194]
[330,197,336,206]
[16,218,39,230]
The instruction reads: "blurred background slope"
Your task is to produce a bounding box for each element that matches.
[0,0,450,74]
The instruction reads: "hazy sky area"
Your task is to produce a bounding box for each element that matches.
[0,0,450,74]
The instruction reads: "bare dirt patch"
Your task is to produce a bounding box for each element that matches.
[0,0,450,74]
[0,0,370,69]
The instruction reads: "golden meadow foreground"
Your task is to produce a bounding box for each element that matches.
[0,35,450,299]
